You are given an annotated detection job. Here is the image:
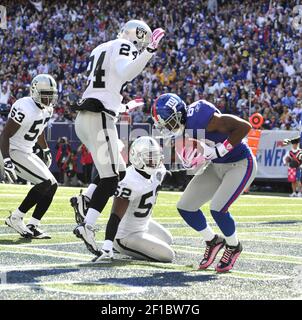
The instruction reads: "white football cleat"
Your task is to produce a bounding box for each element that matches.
[70,191,90,224]
[5,214,33,238]
[73,223,100,255]
[92,249,114,262]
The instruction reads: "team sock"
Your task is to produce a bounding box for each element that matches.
[84,208,100,226]
[27,217,40,226]
[210,210,239,246]
[102,240,113,251]
[178,208,215,241]
[12,208,26,219]
[84,183,97,200]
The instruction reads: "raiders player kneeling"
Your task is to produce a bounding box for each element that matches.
[0,74,58,239]
[75,136,175,263]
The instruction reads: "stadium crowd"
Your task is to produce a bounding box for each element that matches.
[0,0,302,133]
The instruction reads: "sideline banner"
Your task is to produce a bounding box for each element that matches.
[256,130,300,179]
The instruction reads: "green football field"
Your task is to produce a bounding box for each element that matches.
[0,184,301,300]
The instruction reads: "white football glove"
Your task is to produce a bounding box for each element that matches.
[3,158,18,183]
[201,140,233,161]
[42,148,52,168]
[120,98,144,113]
[176,146,205,169]
[147,28,165,52]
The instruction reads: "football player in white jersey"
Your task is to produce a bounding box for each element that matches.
[0,74,58,239]
[72,20,165,255]
[75,136,175,263]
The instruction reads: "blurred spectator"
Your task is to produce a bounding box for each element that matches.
[0,83,10,113]
[77,144,93,184]
[0,0,301,130]
[64,150,79,187]
[55,137,71,184]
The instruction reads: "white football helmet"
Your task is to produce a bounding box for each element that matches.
[30,74,58,108]
[117,20,152,52]
[129,136,163,175]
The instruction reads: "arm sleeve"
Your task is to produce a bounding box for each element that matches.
[114,41,154,81]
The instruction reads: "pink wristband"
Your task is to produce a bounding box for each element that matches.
[223,139,234,151]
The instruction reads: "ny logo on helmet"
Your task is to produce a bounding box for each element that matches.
[136,27,147,39]
[166,97,179,111]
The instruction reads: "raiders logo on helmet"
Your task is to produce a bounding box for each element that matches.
[136,27,147,39]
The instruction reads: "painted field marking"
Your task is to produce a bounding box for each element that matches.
[173,245,302,265]
[0,280,146,297]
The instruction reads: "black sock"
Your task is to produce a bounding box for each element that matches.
[89,176,118,213]
[32,183,58,220]
[19,180,51,213]
[105,213,121,241]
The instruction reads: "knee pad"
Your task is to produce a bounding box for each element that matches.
[210,210,236,237]
[35,180,52,195]
[178,208,208,231]
[100,176,119,197]
[48,182,58,198]
[92,174,100,185]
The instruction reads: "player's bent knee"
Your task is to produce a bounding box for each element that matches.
[35,179,52,195]
[101,176,119,196]
[157,247,175,263]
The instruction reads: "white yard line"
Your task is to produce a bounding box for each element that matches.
[0,280,146,296]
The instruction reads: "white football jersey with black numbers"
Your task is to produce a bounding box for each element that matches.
[115,165,167,239]
[82,39,139,115]
[8,97,52,153]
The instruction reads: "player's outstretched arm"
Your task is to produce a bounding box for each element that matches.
[207,113,252,146]
[115,28,165,82]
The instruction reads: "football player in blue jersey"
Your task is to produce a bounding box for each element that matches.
[152,93,257,272]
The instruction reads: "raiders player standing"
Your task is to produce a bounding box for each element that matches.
[72,20,165,255]
[0,74,58,239]
[77,137,174,262]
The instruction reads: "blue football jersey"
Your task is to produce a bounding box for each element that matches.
[185,100,251,163]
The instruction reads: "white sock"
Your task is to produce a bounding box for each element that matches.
[225,233,239,247]
[200,226,215,242]
[27,217,40,226]
[84,208,100,226]
[84,183,97,200]
[102,240,113,251]
[12,208,26,219]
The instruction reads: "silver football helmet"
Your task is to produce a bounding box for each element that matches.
[30,74,58,108]
[117,20,152,52]
[129,136,163,175]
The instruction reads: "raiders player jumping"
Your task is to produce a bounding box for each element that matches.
[77,136,175,263]
[72,20,165,255]
[0,74,58,239]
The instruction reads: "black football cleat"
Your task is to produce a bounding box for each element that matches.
[27,224,51,239]
[215,242,243,273]
[198,235,226,270]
